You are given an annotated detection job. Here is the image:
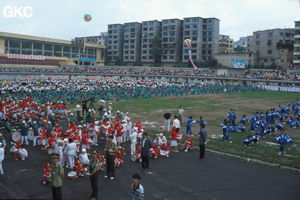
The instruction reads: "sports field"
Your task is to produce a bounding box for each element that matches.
[112,91,300,170]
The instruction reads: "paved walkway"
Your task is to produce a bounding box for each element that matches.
[0,138,300,200]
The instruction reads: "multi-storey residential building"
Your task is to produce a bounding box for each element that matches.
[202,18,220,61]
[123,22,142,64]
[182,17,203,63]
[107,17,220,65]
[218,34,234,53]
[250,29,294,69]
[141,20,161,64]
[294,21,300,69]
[161,18,183,64]
[107,24,124,64]
[74,32,107,46]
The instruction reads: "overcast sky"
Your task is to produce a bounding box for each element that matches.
[0,0,298,41]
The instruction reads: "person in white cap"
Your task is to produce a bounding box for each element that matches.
[62,138,69,167]
[79,149,89,166]
[126,118,132,142]
[92,121,100,146]
[130,127,138,155]
[57,140,64,165]
[65,138,77,169]
[0,142,4,174]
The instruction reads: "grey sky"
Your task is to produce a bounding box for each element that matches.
[0,0,298,41]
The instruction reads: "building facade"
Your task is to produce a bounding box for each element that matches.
[182,17,203,63]
[123,22,142,64]
[161,19,183,64]
[107,24,124,64]
[249,29,294,69]
[294,21,300,69]
[141,20,161,64]
[202,18,220,61]
[106,17,220,65]
[0,32,105,66]
[74,32,107,46]
[219,34,234,53]
[215,52,256,68]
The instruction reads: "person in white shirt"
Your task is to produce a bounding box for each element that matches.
[178,105,184,123]
[62,138,69,167]
[159,133,167,144]
[79,149,89,166]
[172,115,181,133]
[126,118,133,142]
[130,127,138,154]
[92,121,100,146]
[65,138,77,169]
[0,142,4,174]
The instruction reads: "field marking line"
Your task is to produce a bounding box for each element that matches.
[0,182,20,199]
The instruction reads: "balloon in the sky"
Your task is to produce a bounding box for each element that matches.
[83,14,92,22]
[183,39,192,47]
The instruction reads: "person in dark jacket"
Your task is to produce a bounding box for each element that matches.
[199,124,207,159]
[141,132,152,174]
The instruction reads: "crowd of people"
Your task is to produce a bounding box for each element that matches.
[0,93,203,200]
[219,102,299,154]
[0,74,298,199]
[241,71,300,81]
[1,66,300,81]
[0,78,261,104]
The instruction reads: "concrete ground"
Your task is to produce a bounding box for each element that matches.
[0,135,300,200]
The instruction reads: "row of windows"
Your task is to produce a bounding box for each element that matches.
[124,50,136,54]
[255,32,294,38]
[141,56,154,60]
[124,56,135,59]
[143,21,155,25]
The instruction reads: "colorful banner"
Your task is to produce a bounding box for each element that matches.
[233,60,246,68]
[7,54,45,60]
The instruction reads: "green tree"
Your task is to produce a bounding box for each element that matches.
[149,35,162,65]
[234,45,247,53]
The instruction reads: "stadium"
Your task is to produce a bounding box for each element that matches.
[0,1,300,200]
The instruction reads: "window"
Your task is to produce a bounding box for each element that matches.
[256,41,260,45]
[268,50,272,54]
[268,32,272,37]
[256,34,260,39]
[267,40,272,46]
[264,59,268,62]
[185,25,190,29]
[130,50,134,54]
[192,30,198,35]
[184,31,190,35]
[192,37,197,41]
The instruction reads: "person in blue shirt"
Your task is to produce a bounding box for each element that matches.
[130,173,144,200]
[221,119,231,143]
[186,116,196,136]
[239,115,248,125]
[227,109,237,126]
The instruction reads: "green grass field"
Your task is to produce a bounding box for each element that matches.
[112,91,300,170]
